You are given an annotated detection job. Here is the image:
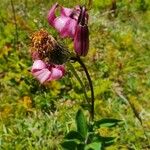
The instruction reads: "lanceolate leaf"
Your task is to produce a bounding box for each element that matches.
[75,109,88,139]
[65,131,84,141]
[92,134,115,148]
[94,118,121,128]
[61,140,78,150]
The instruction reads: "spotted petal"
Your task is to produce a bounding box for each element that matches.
[31,60,46,72]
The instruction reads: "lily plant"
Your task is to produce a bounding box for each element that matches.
[29,2,121,150]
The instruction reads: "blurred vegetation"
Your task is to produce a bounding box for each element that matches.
[0,0,150,149]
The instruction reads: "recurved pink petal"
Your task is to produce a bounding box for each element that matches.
[53,16,77,38]
[48,68,63,80]
[33,68,52,84]
[48,65,65,80]
[55,65,65,75]
[31,60,65,83]
[47,3,59,26]
[31,60,46,72]
[61,7,73,16]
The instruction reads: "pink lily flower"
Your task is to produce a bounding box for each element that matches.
[31,60,65,84]
[48,3,77,38]
[48,3,89,56]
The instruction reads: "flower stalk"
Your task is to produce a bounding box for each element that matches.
[71,56,94,121]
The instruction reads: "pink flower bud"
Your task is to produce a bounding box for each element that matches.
[74,6,89,56]
[74,24,89,56]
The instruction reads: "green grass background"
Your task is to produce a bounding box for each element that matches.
[0,0,150,149]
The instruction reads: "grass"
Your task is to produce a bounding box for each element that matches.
[0,0,150,149]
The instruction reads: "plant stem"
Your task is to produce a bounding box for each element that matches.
[71,56,94,121]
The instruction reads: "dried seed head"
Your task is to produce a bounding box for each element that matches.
[30,29,70,64]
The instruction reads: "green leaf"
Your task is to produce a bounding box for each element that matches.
[85,142,102,150]
[99,136,115,142]
[75,109,88,139]
[77,144,85,150]
[65,131,84,141]
[61,140,78,150]
[92,134,115,147]
[94,118,121,128]
[100,136,115,147]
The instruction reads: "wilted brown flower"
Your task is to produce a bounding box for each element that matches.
[30,29,70,64]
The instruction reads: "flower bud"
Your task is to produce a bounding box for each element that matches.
[74,6,89,56]
[74,24,89,56]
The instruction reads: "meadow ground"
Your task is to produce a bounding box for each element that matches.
[0,0,150,149]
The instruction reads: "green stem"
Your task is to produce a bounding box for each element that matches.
[71,56,95,121]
